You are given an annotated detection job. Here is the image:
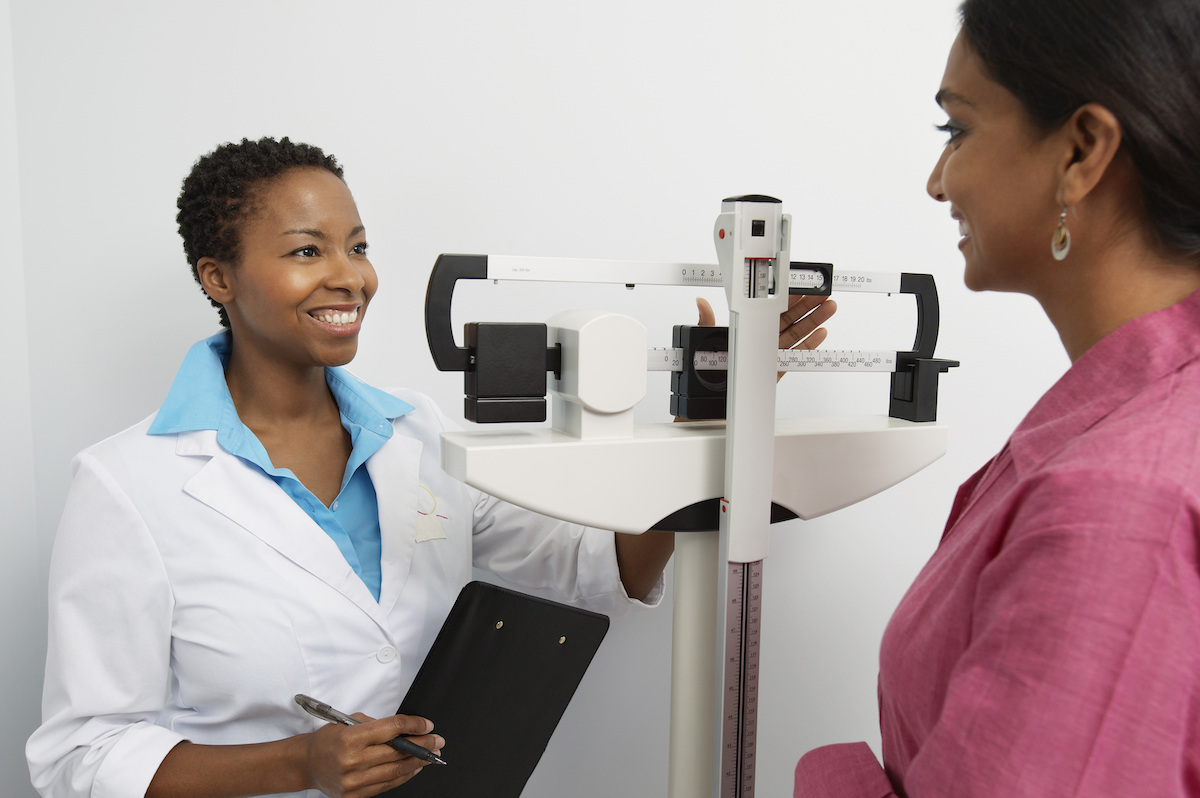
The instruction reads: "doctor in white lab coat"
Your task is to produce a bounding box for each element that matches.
[26,137,835,798]
[27,352,643,798]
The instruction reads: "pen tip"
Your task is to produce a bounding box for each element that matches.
[433,756,448,766]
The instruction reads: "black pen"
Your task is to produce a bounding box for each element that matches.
[294,694,448,766]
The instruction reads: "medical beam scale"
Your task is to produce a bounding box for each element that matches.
[423,196,957,798]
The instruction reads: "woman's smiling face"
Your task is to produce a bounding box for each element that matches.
[217,166,378,371]
[927,31,1067,295]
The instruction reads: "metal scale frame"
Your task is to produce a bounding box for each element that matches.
[423,195,957,797]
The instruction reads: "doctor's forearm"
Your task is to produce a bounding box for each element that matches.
[614,530,675,600]
[145,712,436,797]
[146,738,310,798]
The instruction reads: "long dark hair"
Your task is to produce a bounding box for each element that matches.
[959,0,1200,263]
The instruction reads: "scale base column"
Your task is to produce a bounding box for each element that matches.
[668,530,720,798]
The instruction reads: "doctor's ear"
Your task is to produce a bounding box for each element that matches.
[197,257,235,305]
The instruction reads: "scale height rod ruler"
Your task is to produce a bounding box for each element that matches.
[712,196,790,797]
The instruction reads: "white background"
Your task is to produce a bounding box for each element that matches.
[2,1,1070,795]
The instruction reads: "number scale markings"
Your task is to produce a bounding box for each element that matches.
[722,559,763,798]
[646,348,898,373]
[485,255,865,291]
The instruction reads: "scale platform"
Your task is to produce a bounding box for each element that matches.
[442,415,947,535]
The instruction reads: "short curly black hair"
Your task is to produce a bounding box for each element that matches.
[176,136,345,327]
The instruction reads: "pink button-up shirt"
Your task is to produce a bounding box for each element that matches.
[796,289,1200,797]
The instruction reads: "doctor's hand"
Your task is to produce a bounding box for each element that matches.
[777,293,836,356]
[306,713,444,798]
[693,293,837,382]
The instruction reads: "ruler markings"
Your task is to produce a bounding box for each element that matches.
[646,348,898,373]
[722,559,763,798]
[486,255,899,293]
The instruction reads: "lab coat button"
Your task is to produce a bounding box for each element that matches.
[376,645,397,663]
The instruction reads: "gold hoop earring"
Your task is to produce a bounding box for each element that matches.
[1051,205,1071,261]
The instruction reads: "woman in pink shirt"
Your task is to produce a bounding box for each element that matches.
[796,1,1200,795]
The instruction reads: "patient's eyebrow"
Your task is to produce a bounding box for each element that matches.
[935,88,972,109]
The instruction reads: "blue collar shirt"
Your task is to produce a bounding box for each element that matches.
[148,331,414,601]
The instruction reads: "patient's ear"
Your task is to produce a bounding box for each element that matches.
[1059,102,1123,207]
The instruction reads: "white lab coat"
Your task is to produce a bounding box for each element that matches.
[27,388,648,798]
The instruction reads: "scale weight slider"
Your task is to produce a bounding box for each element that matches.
[670,324,730,419]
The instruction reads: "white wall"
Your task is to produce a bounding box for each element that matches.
[2,0,44,793]
[6,1,1070,796]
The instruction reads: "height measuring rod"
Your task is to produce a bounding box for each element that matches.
[711,195,789,796]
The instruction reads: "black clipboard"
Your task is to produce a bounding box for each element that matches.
[382,581,610,797]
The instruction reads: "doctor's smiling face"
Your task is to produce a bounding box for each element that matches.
[199,166,377,371]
